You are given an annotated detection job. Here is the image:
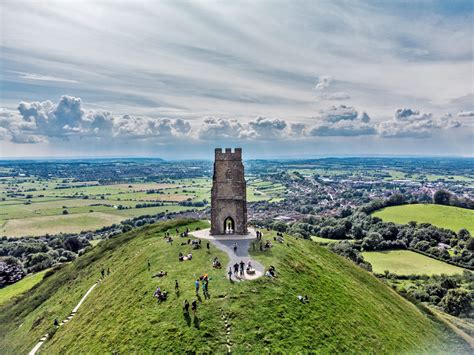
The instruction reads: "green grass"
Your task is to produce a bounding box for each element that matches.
[0,220,469,353]
[0,269,50,306]
[362,250,466,276]
[311,235,352,244]
[373,204,474,234]
[3,212,124,237]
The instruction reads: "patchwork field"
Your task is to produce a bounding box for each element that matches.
[373,204,474,234]
[0,177,286,237]
[362,250,466,276]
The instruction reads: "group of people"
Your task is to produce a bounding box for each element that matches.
[153,286,168,302]
[179,227,190,238]
[228,260,254,279]
[195,274,210,299]
[183,299,198,315]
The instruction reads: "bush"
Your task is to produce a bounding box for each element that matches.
[440,288,472,316]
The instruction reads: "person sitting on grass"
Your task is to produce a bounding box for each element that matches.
[212,257,221,269]
[178,252,184,262]
[187,253,192,260]
[152,270,167,278]
[265,265,277,278]
[297,295,309,304]
[153,287,168,302]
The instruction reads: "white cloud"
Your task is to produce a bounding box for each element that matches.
[308,105,375,137]
[14,71,78,83]
[457,111,474,117]
[6,96,192,143]
[378,109,461,138]
[198,116,290,140]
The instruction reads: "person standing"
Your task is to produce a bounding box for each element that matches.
[191,300,197,315]
[183,299,189,314]
[195,279,200,295]
[239,260,245,276]
[228,267,232,280]
[233,262,239,275]
[175,280,179,292]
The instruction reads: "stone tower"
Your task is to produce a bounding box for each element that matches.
[210,148,248,235]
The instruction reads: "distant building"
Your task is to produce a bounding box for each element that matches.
[210,148,248,235]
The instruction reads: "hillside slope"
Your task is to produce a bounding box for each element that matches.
[0,219,470,353]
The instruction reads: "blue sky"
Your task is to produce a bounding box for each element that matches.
[0,0,473,159]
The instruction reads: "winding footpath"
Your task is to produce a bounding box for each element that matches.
[29,282,98,355]
[192,228,265,281]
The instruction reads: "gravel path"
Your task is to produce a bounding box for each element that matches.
[192,228,264,281]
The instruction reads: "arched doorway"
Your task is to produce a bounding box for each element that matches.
[224,217,235,234]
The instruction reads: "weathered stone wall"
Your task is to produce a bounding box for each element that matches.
[210,148,248,235]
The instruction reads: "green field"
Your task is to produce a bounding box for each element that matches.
[362,250,466,276]
[0,269,50,306]
[0,220,468,353]
[373,204,474,234]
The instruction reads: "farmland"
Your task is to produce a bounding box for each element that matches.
[0,176,285,237]
[373,204,474,234]
[362,250,466,276]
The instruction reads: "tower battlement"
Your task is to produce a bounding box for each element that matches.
[215,148,242,161]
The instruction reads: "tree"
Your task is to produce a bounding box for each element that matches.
[466,238,474,251]
[64,237,82,253]
[361,232,383,251]
[0,256,25,287]
[440,289,472,316]
[433,190,451,205]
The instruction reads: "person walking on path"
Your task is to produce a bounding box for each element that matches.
[233,242,238,253]
[239,260,245,276]
[233,262,239,275]
[195,279,200,295]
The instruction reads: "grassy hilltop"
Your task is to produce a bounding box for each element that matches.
[0,219,469,353]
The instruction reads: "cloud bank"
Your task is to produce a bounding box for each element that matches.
[0,97,463,146]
